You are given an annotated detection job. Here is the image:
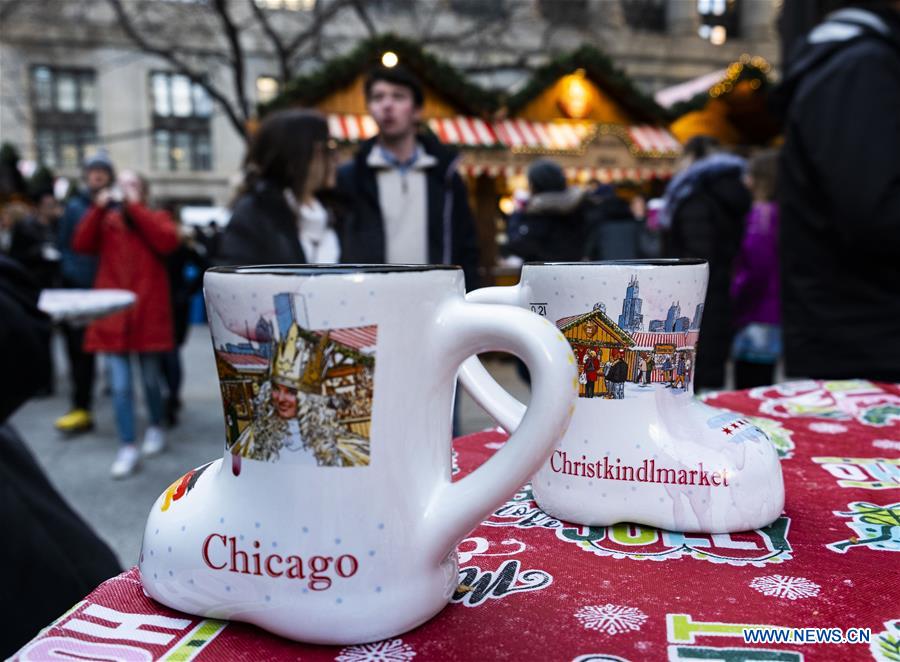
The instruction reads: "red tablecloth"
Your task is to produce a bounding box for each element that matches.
[14,381,900,661]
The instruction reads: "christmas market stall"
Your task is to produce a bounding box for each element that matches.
[556,306,635,398]
[263,38,681,282]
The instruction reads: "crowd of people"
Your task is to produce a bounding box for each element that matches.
[1,151,214,478]
[3,0,900,482]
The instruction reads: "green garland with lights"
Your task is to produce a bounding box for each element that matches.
[666,56,772,119]
[262,33,500,117]
[504,45,665,123]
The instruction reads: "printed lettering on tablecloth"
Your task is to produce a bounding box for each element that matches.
[748,380,900,427]
[484,485,793,566]
[14,586,227,662]
[452,536,553,607]
[813,457,900,490]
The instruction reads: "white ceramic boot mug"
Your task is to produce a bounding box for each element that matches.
[139,265,576,644]
[459,260,785,533]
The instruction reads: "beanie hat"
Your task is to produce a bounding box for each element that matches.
[83,148,115,178]
[527,159,567,194]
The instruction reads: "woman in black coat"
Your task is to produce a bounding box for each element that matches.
[662,136,751,391]
[218,109,340,266]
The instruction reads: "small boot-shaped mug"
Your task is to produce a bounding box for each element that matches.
[140,264,576,645]
[460,259,784,533]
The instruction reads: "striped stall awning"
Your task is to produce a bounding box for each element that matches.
[492,119,588,151]
[326,113,679,158]
[427,117,499,147]
[456,164,673,183]
[327,113,380,142]
[630,331,699,350]
[323,325,378,355]
[627,126,683,155]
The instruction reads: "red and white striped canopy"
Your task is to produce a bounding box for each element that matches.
[627,126,683,155]
[323,325,378,355]
[326,113,680,157]
[630,331,699,350]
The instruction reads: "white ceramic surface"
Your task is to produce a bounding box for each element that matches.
[37,288,136,323]
[139,265,576,644]
[459,260,785,533]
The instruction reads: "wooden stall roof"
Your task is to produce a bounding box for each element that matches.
[556,309,635,347]
[506,45,665,125]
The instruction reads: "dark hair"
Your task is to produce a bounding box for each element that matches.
[683,135,721,161]
[364,65,424,108]
[241,109,329,197]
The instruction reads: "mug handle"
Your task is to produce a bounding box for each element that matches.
[457,285,529,432]
[425,296,576,563]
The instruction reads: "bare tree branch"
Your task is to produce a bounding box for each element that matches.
[106,0,249,140]
[350,0,377,38]
[211,0,250,121]
[284,0,354,55]
[249,0,290,84]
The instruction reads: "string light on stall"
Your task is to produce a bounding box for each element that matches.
[381,51,399,68]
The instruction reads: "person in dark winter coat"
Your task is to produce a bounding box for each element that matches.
[772,2,900,382]
[506,159,588,263]
[0,255,120,657]
[8,191,61,290]
[53,152,113,434]
[661,136,751,390]
[336,66,479,289]
[605,351,628,400]
[583,190,641,261]
[219,109,340,267]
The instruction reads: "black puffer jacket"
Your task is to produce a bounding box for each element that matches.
[772,7,900,381]
[663,154,751,390]
[336,132,480,289]
[507,187,589,262]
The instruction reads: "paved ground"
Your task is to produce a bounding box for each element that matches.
[10,325,530,568]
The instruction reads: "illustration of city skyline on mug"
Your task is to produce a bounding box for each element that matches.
[207,291,376,467]
[532,271,704,400]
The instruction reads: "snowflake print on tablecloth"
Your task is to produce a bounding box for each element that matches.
[335,638,416,662]
[750,575,821,600]
[808,421,848,435]
[575,604,648,636]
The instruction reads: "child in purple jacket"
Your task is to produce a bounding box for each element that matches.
[731,150,781,389]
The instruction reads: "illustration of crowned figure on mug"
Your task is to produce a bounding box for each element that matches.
[211,292,376,467]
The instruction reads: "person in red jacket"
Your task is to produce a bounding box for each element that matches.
[73,170,179,478]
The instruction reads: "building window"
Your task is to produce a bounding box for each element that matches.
[537,0,589,25]
[621,0,667,32]
[151,72,213,171]
[256,76,280,104]
[255,0,316,10]
[697,0,740,43]
[30,66,98,169]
